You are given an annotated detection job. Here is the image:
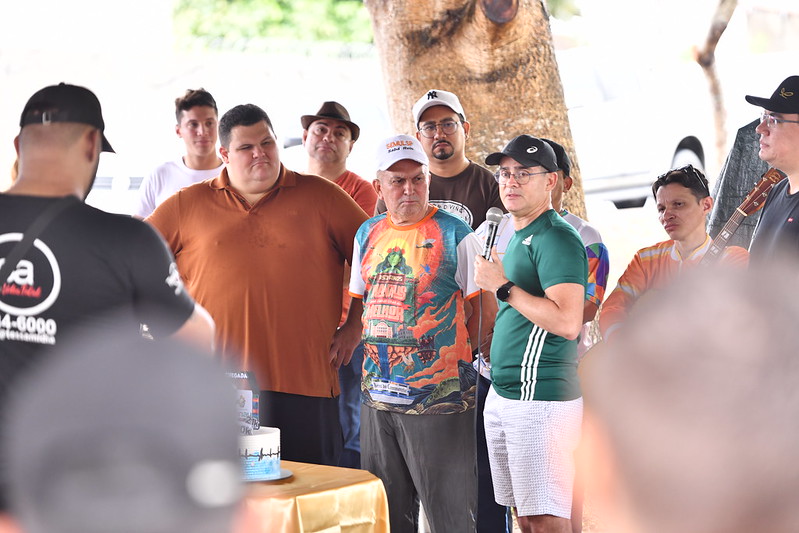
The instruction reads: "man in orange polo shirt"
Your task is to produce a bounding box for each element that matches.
[147,103,367,467]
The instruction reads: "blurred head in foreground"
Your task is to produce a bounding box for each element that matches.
[582,265,799,533]
[0,328,247,533]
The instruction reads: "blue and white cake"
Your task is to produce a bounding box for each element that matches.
[239,427,281,481]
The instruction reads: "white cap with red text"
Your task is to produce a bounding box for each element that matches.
[376,134,429,171]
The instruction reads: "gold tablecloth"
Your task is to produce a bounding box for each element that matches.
[245,460,390,533]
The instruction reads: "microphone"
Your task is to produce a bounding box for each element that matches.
[482,207,504,260]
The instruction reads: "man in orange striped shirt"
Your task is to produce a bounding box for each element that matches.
[599,165,748,341]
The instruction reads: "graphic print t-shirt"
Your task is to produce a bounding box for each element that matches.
[349,207,481,414]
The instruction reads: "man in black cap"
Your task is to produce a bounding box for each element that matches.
[0,84,215,509]
[474,135,587,533]
[476,138,609,357]
[745,75,799,262]
[477,138,609,533]
[301,101,375,469]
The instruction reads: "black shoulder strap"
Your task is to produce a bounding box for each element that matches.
[0,196,79,285]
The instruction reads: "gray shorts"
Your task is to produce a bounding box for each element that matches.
[483,387,582,518]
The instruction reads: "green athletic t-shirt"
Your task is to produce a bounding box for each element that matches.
[490,209,587,401]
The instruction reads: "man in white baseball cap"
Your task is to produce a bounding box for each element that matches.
[348,134,496,533]
[375,90,504,231]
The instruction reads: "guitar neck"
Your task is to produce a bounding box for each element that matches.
[703,208,746,264]
[701,168,785,266]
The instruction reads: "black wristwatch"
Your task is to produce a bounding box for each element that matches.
[496,281,515,302]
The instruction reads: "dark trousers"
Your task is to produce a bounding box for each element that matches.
[361,406,477,533]
[259,390,342,467]
[337,341,364,468]
[476,374,512,532]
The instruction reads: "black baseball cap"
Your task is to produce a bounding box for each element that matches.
[19,83,114,152]
[485,134,558,172]
[745,76,799,114]
[541,138,571,176]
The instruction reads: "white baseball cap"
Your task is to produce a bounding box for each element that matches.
[412,89,466,126]
[376,134,429,171]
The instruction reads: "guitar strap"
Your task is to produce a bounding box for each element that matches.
[0,196,79,285]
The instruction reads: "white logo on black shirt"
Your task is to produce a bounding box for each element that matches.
[0,234,61,316]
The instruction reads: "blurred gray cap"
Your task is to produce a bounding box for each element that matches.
[2,329,243,533]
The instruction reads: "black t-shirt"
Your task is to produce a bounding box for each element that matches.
[375,161,505,229]
[749,179,799,264]
[0,195,195,397]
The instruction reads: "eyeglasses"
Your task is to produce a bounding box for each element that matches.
[652,164,709,196]
[760,111,799,129]
[418,120,460,138]
[493,169,550,185]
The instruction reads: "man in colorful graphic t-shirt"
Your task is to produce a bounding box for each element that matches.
[349,134,495,533]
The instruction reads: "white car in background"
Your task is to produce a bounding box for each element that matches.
[282,48,715,210]
[87,97,392,216]
[557,47,712,208]
[85,47,724,214]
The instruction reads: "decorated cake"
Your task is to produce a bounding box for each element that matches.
[240,427,281,481]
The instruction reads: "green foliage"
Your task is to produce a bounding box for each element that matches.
[547,0,581,19]
[174,0,578,48]
[173,0,373,46]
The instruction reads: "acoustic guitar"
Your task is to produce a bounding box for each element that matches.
[700,167,786,265]
[583,169,787,373]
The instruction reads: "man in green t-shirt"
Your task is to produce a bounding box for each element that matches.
[474,134,587,533]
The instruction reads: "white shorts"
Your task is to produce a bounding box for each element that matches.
[483,386,583,518]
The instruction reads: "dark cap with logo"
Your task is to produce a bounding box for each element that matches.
[485,134,558,172]
[541,138,571,176]
[301,101,360,141]
[19,83,114,153]
[745,76,799,114]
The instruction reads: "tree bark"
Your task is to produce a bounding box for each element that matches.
[694,0,738,171]
[364,0,586,218]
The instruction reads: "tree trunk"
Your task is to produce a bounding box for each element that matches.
[364,0,586,218]
[694,0,738,171]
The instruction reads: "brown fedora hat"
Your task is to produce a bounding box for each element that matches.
[300,101,360,141]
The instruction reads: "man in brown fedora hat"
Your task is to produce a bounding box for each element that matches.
[301,101,376,215]
[745,75,799,263]
[301,101,375,469]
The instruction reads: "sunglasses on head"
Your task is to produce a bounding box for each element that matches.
[653,164,709,197]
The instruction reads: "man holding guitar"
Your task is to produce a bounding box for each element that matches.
[746,76,799,263]
[599,165,749,341]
